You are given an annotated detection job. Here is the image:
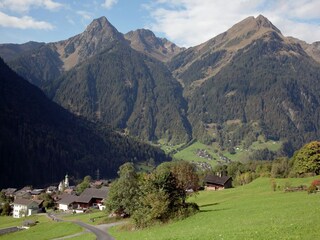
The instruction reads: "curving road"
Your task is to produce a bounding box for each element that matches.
[48,213,124,240]
[74,221,115,240]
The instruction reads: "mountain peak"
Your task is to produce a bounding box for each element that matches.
[124,28,184,62]
[255,15,281,32]
[227,15,281,38]
[85,16,118,35]
[55,16,125,70]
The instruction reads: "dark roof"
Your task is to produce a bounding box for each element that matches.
[205,175,232,186]
[30,189,44,195]
[13,198,41,206]
[57,194,79,205]
[76,187,108,203]
[1,188,17,195]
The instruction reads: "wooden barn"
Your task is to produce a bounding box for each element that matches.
[205,175,232,191]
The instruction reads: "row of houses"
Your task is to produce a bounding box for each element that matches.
[7,187,109,218]
[2,175,109,218]
[3,174,231,218]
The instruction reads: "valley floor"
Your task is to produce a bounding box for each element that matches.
[110,177,320,240]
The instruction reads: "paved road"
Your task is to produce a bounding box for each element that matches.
[74,221,115,240]
[48,213,125,240]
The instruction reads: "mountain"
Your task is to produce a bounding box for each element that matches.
[0,57,169,189]
[0,41,44,62]
[124,29,184,62]
[53,41,191,143]
[169,15,282,89]
[171,15,320,150]
[2,15,320,152]
[2,17,191,144]
[5,17,126,90]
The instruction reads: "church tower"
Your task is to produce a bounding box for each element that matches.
[64,174,69,188]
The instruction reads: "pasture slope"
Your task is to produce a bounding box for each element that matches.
[110,177,320,240]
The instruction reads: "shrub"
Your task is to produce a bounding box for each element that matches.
[307,184,317,194]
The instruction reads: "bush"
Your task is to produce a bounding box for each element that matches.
[307,184,317,194]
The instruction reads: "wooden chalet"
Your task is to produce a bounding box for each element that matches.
[75,187,108,209]
[205,175,232,191]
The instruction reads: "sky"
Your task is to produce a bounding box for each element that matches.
[0,0,320,47]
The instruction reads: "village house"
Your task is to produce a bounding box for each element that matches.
[13,198,43,218]
[205,175,232,191]
[30,189,45,199]
[56,194,79,211]
[1,188,17,197]
[75,187,108,210]
[56,187,108,212]
[46,186,57,194]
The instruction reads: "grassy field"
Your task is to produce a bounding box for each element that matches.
[62,210,109,225]
[170,139,283,164]
[0,215,83,240]
[173,141,218,167]
[110,177,320,240]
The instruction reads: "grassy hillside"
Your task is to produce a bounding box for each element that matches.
[110,177,320,239]
[0,215,84,240]
[171,139,282,167]
[173,141,219,167]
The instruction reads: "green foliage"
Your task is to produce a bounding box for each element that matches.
[292,141,320,175]
[76,175,91,195]
[39,193,54,209]
[107,161,199,228]
[106,163,139,216]
[0,202,11,216]
[270,157,291,178]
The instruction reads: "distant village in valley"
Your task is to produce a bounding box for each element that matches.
[1,173,232,219]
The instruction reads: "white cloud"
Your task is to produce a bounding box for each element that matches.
[0,11,54,29]
[101,0,118,9]
[146,0,320,47]
[77,10,92,20]
[0,0,63,13]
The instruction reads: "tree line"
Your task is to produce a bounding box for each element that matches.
[214,141,320,186]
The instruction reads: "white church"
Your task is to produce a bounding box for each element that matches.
[58,174,69,192]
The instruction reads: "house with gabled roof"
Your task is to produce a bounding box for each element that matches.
[13,198,43,218]
[1,188,17,197]
[205,175,232,191]
[75,187,108,210]
[56,194,79,211]
[56,187,108,211]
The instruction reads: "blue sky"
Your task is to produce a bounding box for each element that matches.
[0,0,320,47]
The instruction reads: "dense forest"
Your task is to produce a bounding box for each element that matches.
[0,58,169,189]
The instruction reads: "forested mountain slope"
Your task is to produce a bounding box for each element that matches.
[0,58,168,188]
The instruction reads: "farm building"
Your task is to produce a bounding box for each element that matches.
[205,175,232,190]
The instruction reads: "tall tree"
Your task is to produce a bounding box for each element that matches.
[106,163,140,216]
[292,141,320,175]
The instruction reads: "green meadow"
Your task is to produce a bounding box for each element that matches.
[171,139,283,166]
[110,177,320,240]
[0,215,83,240]
[173,141,219,167]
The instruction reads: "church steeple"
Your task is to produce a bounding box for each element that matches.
[64,174,69,188]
